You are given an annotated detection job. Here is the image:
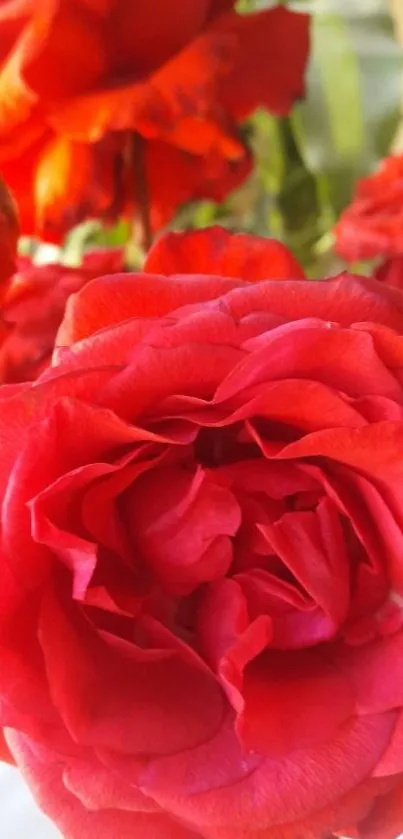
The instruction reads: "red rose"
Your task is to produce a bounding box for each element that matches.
[1,227,403,839]
[0,0,309,240]
[335,154,403,263]
[0,247,124,382]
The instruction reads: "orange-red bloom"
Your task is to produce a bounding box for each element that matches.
[0,0,310,241]
[0,247,124,382]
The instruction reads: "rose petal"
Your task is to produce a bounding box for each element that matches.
[39,585,224,755]
[58,272,244,345]
[358,780,403,839]
[140,713,396,829]
[219,273,403,331]
[7,731,200,839]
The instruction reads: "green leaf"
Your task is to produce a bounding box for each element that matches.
[290,2,402,241]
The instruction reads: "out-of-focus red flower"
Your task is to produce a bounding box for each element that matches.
[0,246,124,382]
[1,228,403,839]
[145,226,306,279]
[0,1,310,241]
[335,155,403,263]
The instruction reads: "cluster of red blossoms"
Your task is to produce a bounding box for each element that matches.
[2,5,403,839]
[0,0,309,242]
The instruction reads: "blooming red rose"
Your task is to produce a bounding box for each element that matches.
[0,246,124,382]
[335,154,403,263]
[1,228,403,839]
[0,0,310,240]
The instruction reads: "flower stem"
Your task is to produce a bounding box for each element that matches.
[130,132,152,252]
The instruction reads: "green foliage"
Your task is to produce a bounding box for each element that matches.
[184,0,403,277]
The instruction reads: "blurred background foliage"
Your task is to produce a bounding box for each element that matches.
[29,0,403,278]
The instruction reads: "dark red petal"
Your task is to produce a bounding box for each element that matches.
[218,6,310,119]
[49,23,235,143]
[374,257,403,289]
[0,176,18,290]
[110,0,210,77]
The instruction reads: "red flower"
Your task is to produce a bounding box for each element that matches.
[146,226,305,279]
[2,227,403,839]
[335,155,403,262]
[0,246,124,382]
[0,0,310,241]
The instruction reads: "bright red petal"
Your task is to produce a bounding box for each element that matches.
[58,271,244,345]
[14,0,107,101]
